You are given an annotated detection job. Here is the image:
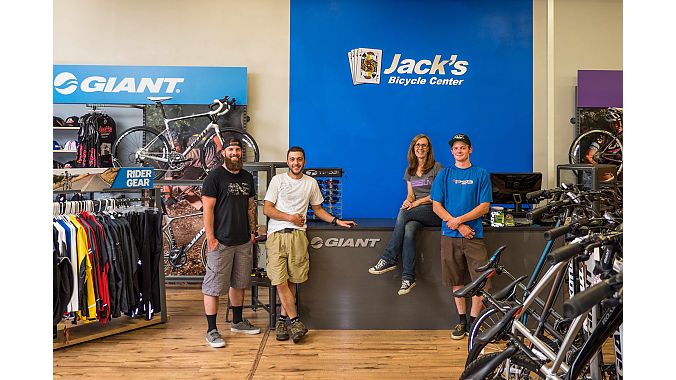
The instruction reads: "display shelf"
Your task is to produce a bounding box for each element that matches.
[53,314,167,350]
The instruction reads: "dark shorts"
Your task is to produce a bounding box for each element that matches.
[440,236,490,291]
[202,241,253,297]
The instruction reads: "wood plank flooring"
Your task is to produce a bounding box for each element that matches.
[53,285,616,379]
[53,285,468,379]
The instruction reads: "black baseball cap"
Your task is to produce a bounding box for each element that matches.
[224,136,243,148]
[64,116,79,127]
[448,133,471,147]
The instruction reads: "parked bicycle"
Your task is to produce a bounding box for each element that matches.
[457,186,623,380]
[112,96,259,180]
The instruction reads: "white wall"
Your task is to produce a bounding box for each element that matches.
[550,0,623,187]
[54,0,290,162]
[54,0,623,183]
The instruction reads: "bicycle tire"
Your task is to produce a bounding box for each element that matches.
[568,130,623,175]
[460,352,544,380]
[467,307,507,362]
[199,129,260,174]
[112,127,170,180]
[200,238,209,270]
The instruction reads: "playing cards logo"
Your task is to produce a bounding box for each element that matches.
[348,48,382,85]
[348,48,470,87]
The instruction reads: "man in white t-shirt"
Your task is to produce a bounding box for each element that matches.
[263,146,356,343]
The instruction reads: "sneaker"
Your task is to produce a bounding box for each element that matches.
[231,318,261,335]
[451,323,467,340]
[275,320,290,341]
[289,320,309,343]
[397,279,416,295]
[368,259,397,274]
[205,329,226,348]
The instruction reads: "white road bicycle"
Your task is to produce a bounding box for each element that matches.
[112,96,259,180]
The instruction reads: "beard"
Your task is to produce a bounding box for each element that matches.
[224,155,243,171]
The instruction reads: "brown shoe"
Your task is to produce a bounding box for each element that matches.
[275,320,289,341]
[289,320,308,343]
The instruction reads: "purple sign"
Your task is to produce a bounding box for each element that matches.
[577,70,623,108]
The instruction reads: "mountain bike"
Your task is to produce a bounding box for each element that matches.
[112,96,259,180]
[160,189,207,273]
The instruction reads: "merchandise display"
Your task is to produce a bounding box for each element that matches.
[304,168,343,220]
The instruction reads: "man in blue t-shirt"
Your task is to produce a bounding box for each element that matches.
[431,133,492,340]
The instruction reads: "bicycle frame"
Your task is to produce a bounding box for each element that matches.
[144,108,224,165]
[163,211,205,253]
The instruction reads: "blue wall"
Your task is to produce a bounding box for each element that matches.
[290,0,533,218]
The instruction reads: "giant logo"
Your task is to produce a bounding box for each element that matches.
[53,72,185,95]
[310,237,380,249]
[54,72,78,95]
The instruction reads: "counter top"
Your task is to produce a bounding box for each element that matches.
[306,218,555,231]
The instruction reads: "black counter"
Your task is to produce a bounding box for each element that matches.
[299,219,562,329]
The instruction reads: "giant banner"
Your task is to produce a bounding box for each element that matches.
[290,0,533,218]
[53,65,247,105]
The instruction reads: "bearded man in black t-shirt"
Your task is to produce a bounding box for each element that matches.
[201,137,260,348]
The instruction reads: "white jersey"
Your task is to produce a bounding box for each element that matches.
[264,172,324,234]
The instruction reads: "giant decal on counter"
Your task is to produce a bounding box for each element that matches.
[291,0,533,218]
[54,65,247,105]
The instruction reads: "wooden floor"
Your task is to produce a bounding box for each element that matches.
[53,285,616,379]
[53,285,468,379]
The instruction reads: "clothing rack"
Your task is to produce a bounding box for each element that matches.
[53,189,167,350]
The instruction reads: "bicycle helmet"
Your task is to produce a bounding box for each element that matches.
[604,108,622,122]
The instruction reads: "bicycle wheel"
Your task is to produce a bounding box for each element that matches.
[112,127,170,180]
[467,307,507,362]
[200,129,260,174]
[569,130,623,175]
[460,352,544,380]
[163,229,186,274]
[200,238,209,270]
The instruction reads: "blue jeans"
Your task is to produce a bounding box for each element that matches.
[380,204,441,281]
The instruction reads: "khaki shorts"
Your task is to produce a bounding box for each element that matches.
[440,236,490,291]
[265,229,309,286]
[202,241,253,297]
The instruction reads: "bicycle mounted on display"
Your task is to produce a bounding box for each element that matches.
[112,96,259,180]
[568,109,623,177]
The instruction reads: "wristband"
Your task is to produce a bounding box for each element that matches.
[331,217,338,225]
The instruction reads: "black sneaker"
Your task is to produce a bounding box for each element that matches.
[368,259,397,274]
[397,279,416,295]
[275,320,289,341]
[451,323,467,340]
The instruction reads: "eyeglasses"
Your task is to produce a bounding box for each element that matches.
[414,143,429,149]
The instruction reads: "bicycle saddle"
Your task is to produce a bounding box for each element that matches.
[475,245,507,272]
[453,269,495,298]
[148,96,173,103]
[492,275,527,302]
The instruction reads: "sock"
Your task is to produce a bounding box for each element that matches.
[469,316,476,329]
[206,314,217,332]
[458,314,467,326]
[279,315,288,323]
[232,306,243,324]
[290,316,299,324]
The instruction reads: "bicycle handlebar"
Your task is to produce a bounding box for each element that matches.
[563,273,622,318]
[208,96,236,116]
[546,242,585,265]
[544,217,590,241]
